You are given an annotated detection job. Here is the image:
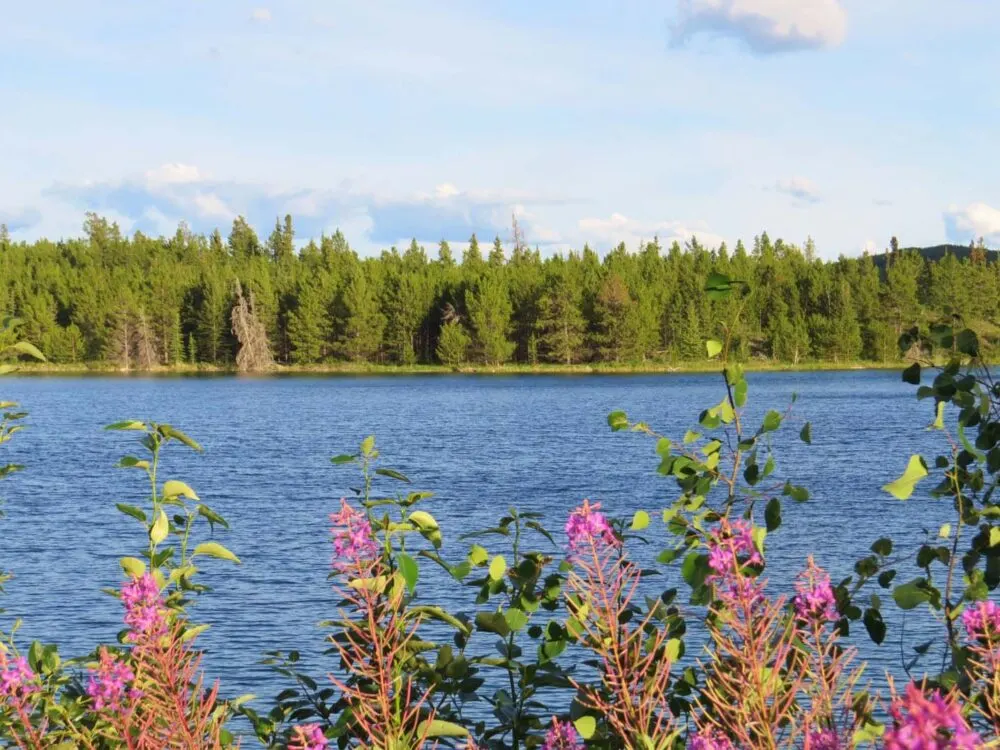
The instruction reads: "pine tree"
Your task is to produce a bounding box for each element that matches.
[594,273,639,363]
[289,280,331,363]
[489,236,506,267]
[436,320,470,367]
[535,276,586,364]
[466,273,514,365]
[337,270,385,362]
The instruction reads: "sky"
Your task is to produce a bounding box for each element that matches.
[2,0,999,258]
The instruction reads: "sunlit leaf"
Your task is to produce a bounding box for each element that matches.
[193,541,240,564]
[882,455,928,500]
[573,716,596,740]
[631,510,650,531]
[397,552,418,594]
[705,339,723,358]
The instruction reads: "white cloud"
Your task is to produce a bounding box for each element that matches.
[145,163,202,186]
[577,213,725,249]
[861,238,880,254]
[672,0,847,54]
[192,192,233,219]
[775,176,821,204]
[944,202,1000,244]
[250,8,272,23]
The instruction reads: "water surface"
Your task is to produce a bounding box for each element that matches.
[0,371,961,711]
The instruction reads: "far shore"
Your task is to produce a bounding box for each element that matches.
[4,359,926,377]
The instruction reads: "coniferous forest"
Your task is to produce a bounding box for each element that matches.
[1,213,997,370]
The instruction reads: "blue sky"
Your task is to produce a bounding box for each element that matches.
[2,0,998,258]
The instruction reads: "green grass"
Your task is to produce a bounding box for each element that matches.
[8,359,915,377]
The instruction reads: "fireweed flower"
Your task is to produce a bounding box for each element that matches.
[330,499,379,570]
[121,573,167,639]
[884,682,980,749]
[565,499,617,554]
[86,648,137,712]
[792,557,838,624]
[0,655,38,708]
[542,718,582,750]
[688,728,736,749]
[705,519,764,605]
[289,723,329,750]
[706,519,762,577]
[805,729,840,750]
[962,599,1000,641]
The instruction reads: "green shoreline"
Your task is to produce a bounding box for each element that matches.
[5,360,919,377]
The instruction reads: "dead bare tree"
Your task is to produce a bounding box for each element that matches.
[511,213,526,256]
[108,308,159,371]
[231,282,274,373]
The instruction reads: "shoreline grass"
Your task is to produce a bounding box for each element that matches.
[5,359,922,377]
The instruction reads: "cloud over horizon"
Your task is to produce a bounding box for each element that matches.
[671,0,848,54]
[944,202,1000,245]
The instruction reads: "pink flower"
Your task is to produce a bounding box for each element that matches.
[962,599,1000,641]
[330,499,379,569]
[706,520,762,578]
[0,654,38,709]
[542,717,582,750]
[86,648,137,713]
[793,557,838,624]
[565,500,617,554]
[289,723,329,750]
[705,519,765,606]
[805,729,840,750]
[688,729,735,750]
[884,682,980,749]
[121,573,167,639]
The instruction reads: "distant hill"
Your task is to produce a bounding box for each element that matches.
[870,243,1000,271]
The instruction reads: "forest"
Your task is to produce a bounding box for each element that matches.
[0,214,995,370]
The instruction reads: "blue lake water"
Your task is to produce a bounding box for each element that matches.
[0,371,967,726]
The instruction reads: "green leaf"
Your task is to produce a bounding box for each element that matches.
[893,579,931,610]
[488,555,507,581]
[607,410,629,431]
[157,425,202,452]
[474,611,510,636]
[956,328,979,357]
[360,435,376,457]
[150,509,169,545]
[764,497,781,532]
[330,454,355,465]
[468,544,489,566]
[409,510,439,531]
[751,526,767,557]
[631,510,650,531]
[902,362,921,385]
[397,552,418,594]
[863,608,886,645]
[799,422,812,445]
[761,410,782,433]
[162,480,199,501]
[418,720,468,739]
[376,467,410,483]
[180,623,210,643]
[705,272,742,301]
[733,378,748,408]
[11,341,45,361]
[116,503,147,522]
[573,716,596,740]
[705,339,723,358]
[120,557,146,577]
[932,401,945,430]
[990,527,1000,548]
[504,607,528,632]
[105,420,147,431]
[882,455,928,500]
[193,541,240,564]
[683,430,700,444]
[664,638,682,662]
[938,523,952,539]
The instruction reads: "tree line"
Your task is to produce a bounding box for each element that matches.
[0,214,995,369]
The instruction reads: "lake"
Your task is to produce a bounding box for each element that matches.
[0,370,959,719]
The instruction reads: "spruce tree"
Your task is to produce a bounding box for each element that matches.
[466,273,514,365]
